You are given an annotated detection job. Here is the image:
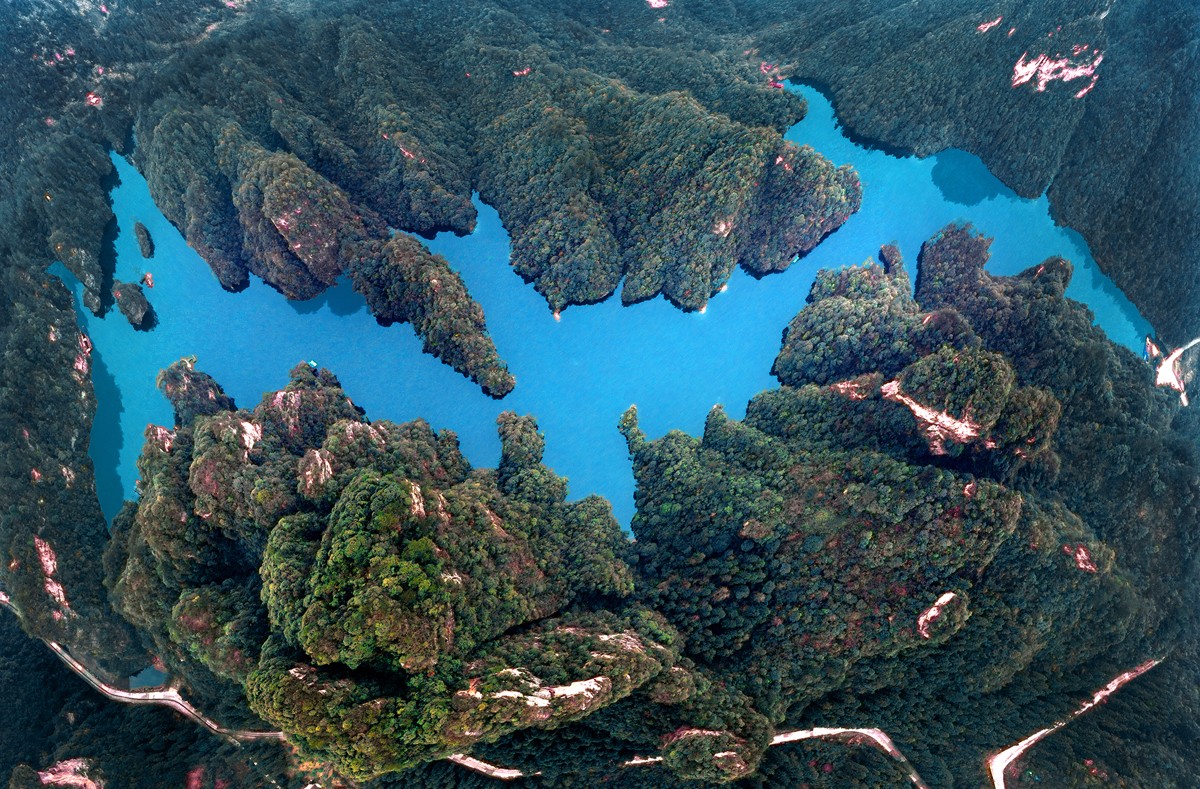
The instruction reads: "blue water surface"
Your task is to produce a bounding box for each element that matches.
[61,83,1152,529]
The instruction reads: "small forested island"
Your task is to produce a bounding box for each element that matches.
[133,221,154,259]
[1,0,1198,786]
[111,279,155,330]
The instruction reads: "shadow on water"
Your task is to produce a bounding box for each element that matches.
[931,148,1017,206]
[287,276,368,317]
[88,342,125,524]
[129,665,168,689]
[48,261,126,524]
[136,306,160,332]
[96,164,123,316]
[1061,226,1155,338]
[793,75,917,160]
[97,215,120,316]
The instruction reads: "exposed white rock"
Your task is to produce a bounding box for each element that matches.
[410,481,426,517]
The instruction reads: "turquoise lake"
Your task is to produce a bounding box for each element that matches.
[62,83,1153,529]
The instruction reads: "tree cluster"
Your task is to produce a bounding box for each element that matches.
[105,360,718,781]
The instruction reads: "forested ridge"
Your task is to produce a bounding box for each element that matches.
[1,0,862,399]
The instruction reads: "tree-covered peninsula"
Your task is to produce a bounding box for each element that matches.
[104,359,742,781]
[88,225,1200,787]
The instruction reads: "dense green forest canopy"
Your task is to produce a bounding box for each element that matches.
[738,0,1200,347]
[89,226,1200,786]
[2,0,1198,785]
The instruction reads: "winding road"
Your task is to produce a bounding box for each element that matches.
[2,590,930,783]
[620,726,932,787]
[0,591,284,744]
[985,657,1164,789]
[1,590,1165,786]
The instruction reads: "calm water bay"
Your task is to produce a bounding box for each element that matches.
[60,84,1152,528]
